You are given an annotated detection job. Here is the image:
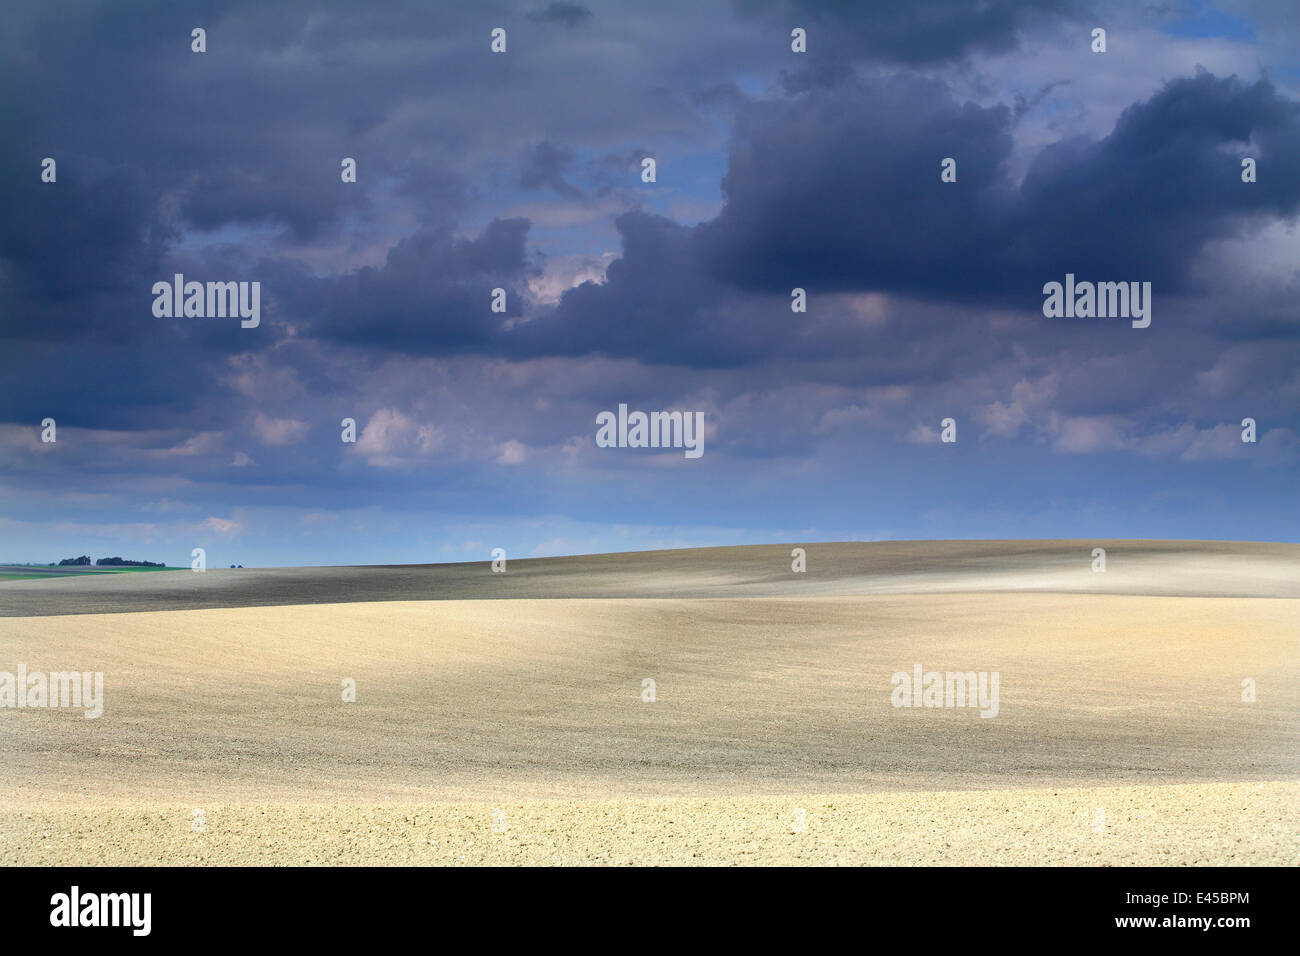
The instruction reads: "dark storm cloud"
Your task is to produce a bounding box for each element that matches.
[3,0,1296,403]
[1013,69,1300,279]
[0,0,624,432]
[0,140,245,429]
[701,69,1300,300]
[699,71,1018,299]
[305,218,534,353]
[286,63,1300,383]
[497,69,1300,369]
[506,211,764,367]
[0,1,357,241]
[734,0,1094,63]
[520,141,585,199]
[0,162,172,343]
[0,0,760,384]
[527,3,593,28]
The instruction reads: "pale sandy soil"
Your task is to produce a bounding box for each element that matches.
[2,782,1294,866]
[2,594,1297,804]
[1,541,1297,865]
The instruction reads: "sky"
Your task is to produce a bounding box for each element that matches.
[1,0,1298,567]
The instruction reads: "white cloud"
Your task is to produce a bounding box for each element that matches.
[1049,415,1129,454]
[526,252,617,305]
[253,414,309,447]
[355,408,443,466]
[977,373,1059,439]
[162,432,223,457]
[496,440,527,465]
[906,422,940,445]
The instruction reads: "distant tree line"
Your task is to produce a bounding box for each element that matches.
[53,555,164,567]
